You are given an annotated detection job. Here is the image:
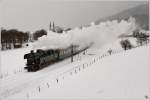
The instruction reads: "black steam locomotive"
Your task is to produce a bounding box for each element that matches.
[24,45,88,72]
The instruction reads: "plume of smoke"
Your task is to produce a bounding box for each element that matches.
[32,16,137,50]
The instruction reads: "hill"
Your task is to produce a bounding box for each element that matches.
[5,42,150,99]
[10,45,150,99]
[95,4,149,30]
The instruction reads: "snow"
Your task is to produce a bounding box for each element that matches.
[0,47,31,77]
[0,16,149,100]
[30,45,150,99]
[0,45,97,99]
[2,43,149,100]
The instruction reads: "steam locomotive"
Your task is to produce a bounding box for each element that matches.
[24,45,88,72]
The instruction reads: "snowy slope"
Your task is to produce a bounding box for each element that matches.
[0,46,98,99]
[1,48,31,75]
[6,44,150,100]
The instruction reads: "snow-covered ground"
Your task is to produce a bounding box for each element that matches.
[0,45,99,99]
[0,48,31,76]
[31,45,149,99]
[0,16,149,99]
[1,42,149,100]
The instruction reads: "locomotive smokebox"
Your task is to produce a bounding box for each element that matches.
[31,50,34,53]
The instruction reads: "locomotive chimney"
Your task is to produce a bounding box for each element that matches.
[31,50,34,53]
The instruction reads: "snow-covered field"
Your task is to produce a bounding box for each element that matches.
[29,45,150,100]
[0,42,149,100]
[0,45,99,99]
[0,16,149,99]
[1,48,31,76]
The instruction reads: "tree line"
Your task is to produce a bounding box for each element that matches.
[1,28,47,50]
[133,31,149,46]
[120,31,149,50]
[33,29,47,40]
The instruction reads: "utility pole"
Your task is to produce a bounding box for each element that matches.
[49,21,51,30]
[71,45,74,62]
[52,22,55,32]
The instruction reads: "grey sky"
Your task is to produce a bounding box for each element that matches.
[1,0,147,32]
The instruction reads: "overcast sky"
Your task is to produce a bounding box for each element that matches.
[1,0,148,32]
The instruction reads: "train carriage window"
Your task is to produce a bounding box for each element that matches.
[60,50,63,55]
[65,50,66,53]
[64,50,67,54]
[62,50,64,54]
[59,51,61,56]
[51,50,53,54]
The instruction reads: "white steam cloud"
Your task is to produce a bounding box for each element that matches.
[32,17,137,50]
